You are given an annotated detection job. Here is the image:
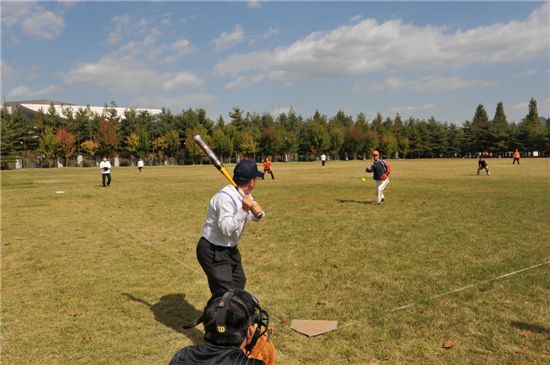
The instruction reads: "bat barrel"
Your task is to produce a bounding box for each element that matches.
[193,135,223,170]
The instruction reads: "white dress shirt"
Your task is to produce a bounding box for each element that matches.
[100,160,111,174]
[201,184,259,247]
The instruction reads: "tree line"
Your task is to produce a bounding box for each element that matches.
[1,97,548,168]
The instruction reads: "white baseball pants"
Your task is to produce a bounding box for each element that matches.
[375,178,390,204]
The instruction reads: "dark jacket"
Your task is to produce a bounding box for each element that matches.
[369,160,387,180]
[169,343,265,365]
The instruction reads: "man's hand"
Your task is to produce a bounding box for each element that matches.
[250,203,263,217]
[242,195,255,212]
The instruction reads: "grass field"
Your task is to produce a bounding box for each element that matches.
[1,158,549,364]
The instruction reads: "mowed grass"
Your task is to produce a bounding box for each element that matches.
[1,158,549,365]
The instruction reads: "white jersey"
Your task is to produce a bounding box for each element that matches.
[137,160,144,168]
[100,160,111,174]
[201,185,260,247]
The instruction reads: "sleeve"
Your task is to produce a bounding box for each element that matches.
[215,193,249,237]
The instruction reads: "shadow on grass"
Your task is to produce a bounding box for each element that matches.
[123,293,203,344]
[511,321,550,338]
[337,198,377,205]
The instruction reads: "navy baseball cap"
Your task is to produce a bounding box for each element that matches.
[233,160,263,185]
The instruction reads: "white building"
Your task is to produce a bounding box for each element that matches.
[3,99,163,120]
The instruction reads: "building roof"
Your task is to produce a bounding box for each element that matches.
[3,100,163,120]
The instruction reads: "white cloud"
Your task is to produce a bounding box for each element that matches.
[214,3,549,87]
[163,38,195,63]
[224,74,265,90]
[162,71,203,91]
[212,25,245,52]
[2,60,15,80]
[22,10,65,39]
[106,15,132,44]
[65,44,203,95]
[512,69,537,79]
[247,0,262,9]
[271,106,293,117]
[249,26,279,44]
[1,2,34,27]
[131,92,216,112]
[355,75,496,93]
[7,85,62,99]
[2,2,66,40]
[29,65,39,81]
[390,104,436,114]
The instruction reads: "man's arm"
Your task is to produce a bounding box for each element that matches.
[215,193,249,237]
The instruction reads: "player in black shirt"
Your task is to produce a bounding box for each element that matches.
[477,155,490,176]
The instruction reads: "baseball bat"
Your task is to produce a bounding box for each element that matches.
[193,135,264,219]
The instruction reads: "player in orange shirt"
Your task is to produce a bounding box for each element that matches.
[513,149,520,165]
[262,156,274,180]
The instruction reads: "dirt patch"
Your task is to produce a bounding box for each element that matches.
[34,179,63,184]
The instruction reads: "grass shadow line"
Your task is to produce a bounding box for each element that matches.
[122,292,204,344]
[511,321,550,338]
[337,198,377,205]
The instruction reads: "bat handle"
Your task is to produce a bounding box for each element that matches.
[237,187,265,219]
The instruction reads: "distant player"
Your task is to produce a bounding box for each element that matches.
[365,150,390,204]
[262,157,274,180]
[320,153,327,166]
[137,158,144,173]
[477,155,490,175]
[513,149,520,165]
[100,156,112,187]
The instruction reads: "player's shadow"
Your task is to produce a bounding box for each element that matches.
[123,293,203,344]
[511,321,550,338]
[337,198,376,205]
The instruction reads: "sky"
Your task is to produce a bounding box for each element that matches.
[1,1,549,125]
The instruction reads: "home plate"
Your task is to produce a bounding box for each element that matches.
[56,191,65,194]
[290,320,338,337]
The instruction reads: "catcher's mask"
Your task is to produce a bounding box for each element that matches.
[214,289,269,354]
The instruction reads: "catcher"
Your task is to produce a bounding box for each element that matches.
[169,289,275,365]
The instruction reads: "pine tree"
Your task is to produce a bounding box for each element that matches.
[470,104,491,152]
[490,102,510,153]
[518,98,545,151]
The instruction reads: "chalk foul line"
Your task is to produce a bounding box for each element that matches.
[392,259,550,311]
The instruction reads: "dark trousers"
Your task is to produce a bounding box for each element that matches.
[102,173,111,186]
[513,158,520,165]
[262,169,274,180]
[196,237,246,296]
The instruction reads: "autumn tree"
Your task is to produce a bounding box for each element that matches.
[81,139,99,159]
[96,118,118,157]
[39,127,60,167]
[152,136,168,162]
[55,128,76,166]
[164,130,180,160]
